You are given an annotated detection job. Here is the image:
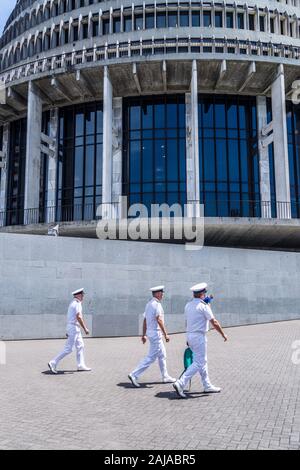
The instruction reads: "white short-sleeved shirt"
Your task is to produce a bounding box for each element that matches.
[67,299,82,327]
[143,298,164,335]
[185,298,214,334]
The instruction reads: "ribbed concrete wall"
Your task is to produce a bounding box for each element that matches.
[0,233,299,340]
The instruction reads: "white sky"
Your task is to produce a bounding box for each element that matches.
[0,0,17,35]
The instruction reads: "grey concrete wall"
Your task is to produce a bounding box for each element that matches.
[0,233,299,340]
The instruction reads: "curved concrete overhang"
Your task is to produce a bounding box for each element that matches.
[1,217,300,250]
[1,55,300,123]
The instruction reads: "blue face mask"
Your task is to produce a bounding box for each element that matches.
[204,295,213,304]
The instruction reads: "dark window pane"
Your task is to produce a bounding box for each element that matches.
[237,13,244,29]
[142,103,153,129]
[145,13,154,29]
[157,12,166,28]
[180,11,189,27]
[192,12,200,27]
[135,14,143,31]
[226,12,233,28]
[103,19,110,35]
[130,106,140,129]
[113,17,120,33]
[215,11,223,28]
[124,96,186,209]
[124,16,132,32]
[203,11,211,27]
[168,11,178,28]
[199,95,259,216]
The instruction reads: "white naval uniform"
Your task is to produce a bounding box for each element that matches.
[131,298,169,380]
[178,298,214,390]
[51,299,86,368]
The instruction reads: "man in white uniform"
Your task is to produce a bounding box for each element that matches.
[48,288,91,374]
[128,285,176,387]
[173,283,227,398]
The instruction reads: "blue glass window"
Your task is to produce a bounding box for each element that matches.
[135,14,143,31]
[203,11,212,27]
[124,16,132,32]
[168,11,178,28]
[113,17,121,34]
[226,12,233,28]
[145,13,154,29]
[198,95,260,217]
[7,118,27,225]
[123,95,186,211]
[179,11,189,27]
[237,13,244,29]
[57,102,103,222]
[215,12,223,28]
[286,100,300,217]
[192,12,200,27]
[157,12,167,28]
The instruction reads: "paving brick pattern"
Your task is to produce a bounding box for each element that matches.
[0,320,300,450]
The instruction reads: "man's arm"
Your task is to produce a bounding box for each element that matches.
[210,318,227,341]
[157,317,170,342]
[141,318,147,344]
[76,312,89,335]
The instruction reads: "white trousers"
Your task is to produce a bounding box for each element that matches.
[178,333,211,389]
[52,326,86,368]
[131,334,168,379]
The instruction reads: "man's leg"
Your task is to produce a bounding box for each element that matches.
[177,334,211,390]
[157,337,168,378]
[75,332,85,368]
[50,332,75,368]
[130,336,158,379]
[196,335,212,389]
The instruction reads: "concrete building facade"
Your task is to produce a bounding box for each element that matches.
[0,0,300,338]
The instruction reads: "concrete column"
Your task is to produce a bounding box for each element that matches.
[271,64,291,219]
[112,97,123,218]
[24,80,43,224]
[257,96,272,218]
[185,60,200,217]
[46,108,59,223]
[102,66,113,218]
[0,124,10,226]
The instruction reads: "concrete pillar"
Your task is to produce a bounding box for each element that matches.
[112,97,123,218]
[24,81,43,224]
[0,124,9,226]
[256,96,272,218]
[185,60,200,217]
[102,66,113,218]
[271,64,291,219]
[46,108,59,223]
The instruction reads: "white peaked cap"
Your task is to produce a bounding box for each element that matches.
[72,288,85,295]
[190,283,208,293]
[150,285,165,292]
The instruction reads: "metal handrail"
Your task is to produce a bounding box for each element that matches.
[0,199,299,227]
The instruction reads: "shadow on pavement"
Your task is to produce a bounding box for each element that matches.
[41,370,76,375]
[155,391,211,400]
[117,382,154,389]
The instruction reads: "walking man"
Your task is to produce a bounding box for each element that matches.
[173,283,227,398]
[128,285,176,387]
[48,288,91,374]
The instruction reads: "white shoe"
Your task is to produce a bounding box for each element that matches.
[48,361,57,374]
[77,365,92,371]
[204,385,221,393]
[128,373,140,388]
[173,380,186,398]
[162,375,176,383]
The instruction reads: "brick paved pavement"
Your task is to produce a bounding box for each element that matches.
[0,320,300,450]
